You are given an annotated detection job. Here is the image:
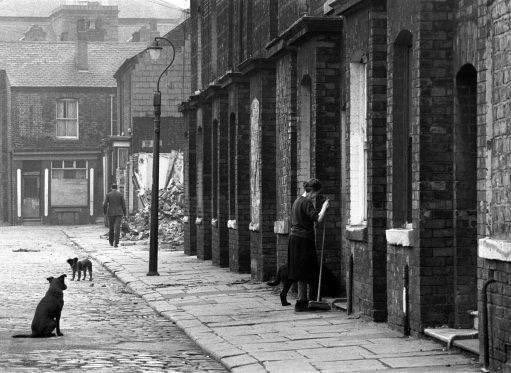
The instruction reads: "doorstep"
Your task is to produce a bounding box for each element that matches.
[424,327,478,350]
[453,339,480,355]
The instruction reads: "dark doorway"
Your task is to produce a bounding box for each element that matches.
[453,64,478,328]
[22,173,41,219]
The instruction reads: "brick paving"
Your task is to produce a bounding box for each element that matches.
[63,224,480,372]
[0,226,225,372]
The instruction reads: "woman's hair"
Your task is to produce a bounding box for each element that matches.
[304,178,321,192]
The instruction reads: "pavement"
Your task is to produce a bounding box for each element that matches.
[1,226,225,372]
[63,225,481,373]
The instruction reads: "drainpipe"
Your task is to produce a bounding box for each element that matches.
[403,265,410,336]
[347,253,353,314]
[481,277,496,371]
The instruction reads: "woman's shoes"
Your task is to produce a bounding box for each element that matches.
[294,300,309,312]
[280,292,291,306]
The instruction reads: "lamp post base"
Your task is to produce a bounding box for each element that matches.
[147,271,160,276]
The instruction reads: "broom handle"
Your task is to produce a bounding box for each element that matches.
[317,221,326,302]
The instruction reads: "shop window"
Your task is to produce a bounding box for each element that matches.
[56,99,78,139]
[392,30,413,227]
[51,160,88,206]
[349,60,367,225]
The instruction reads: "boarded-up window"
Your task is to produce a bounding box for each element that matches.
[56,99,78,138]
[349,61,367,225]
[51,160,87,206]
[250,98,260,228]
[298,76,312,195]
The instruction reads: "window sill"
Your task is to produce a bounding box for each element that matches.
[385,228,415,247]
[182,216,189,223]
[211,218,218,227]
[227,219,237,230]
[195,217,203,226]
[56,137,79,140]
[478,237,511,262]
[249,222,259,232]
[274,220,289,234]
[345,224,367,242]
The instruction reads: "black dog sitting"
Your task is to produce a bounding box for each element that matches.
[267,265,293,306]
[13,275,67,338]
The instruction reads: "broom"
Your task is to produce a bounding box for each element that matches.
[308,220,331,311]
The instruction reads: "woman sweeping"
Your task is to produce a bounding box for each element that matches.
[288,178,330,311]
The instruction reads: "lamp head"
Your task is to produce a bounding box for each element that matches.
[147,39,162,60]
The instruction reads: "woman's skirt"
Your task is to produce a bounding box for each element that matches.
[287,235,318,282]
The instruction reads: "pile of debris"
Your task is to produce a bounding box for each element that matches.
[124,180,184,248]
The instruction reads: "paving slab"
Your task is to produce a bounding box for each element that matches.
[64,225,480,372]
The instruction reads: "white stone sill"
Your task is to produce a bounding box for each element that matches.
[386,228,415,247]
[345,224,367,242]
[274,220,289,234]
[227,219,237,230]
[478,237,511,262]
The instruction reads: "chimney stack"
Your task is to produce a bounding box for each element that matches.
[76,31,88,70]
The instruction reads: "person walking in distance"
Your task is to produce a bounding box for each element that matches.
[103,183,126,247]
[288,178,329,311]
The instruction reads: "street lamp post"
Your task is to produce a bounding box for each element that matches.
[146,37,175,276]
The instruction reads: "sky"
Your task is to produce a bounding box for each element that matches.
[165,0,189,9]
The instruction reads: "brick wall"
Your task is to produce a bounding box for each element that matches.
[477,0,511,370]
[311,37,343,295]
[249,69,276,281]
[385,0,420,333]
[212,95,229,266]
[275,52,297,269]
[228,82,251,273]
[131,116,186,154]
[341,0,388,321]
[196,104,212,260]
[184,107,197,256]
[11,87,114,151]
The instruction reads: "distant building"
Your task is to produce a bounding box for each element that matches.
[0,38,145,224]
[110,20,191,213]
[0,0,184,43]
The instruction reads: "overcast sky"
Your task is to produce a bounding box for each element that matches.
[162,0,189,9]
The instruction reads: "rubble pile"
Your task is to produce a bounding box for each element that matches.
[125,180,184,248]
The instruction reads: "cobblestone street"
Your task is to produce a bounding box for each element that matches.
[0,226,226,372]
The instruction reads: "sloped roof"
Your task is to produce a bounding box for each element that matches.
[0,0,184,19]
[0,41,146,87]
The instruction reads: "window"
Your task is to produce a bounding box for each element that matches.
[56,99,78,138]
[349,60,368,225]
[392,31,413,227]
[51,160,87,180]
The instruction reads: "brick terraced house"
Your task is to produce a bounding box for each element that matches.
[179,0,510,370]
[0,38,145,225]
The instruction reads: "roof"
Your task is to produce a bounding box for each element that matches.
[0,41,147,87]
[0,0,184,19]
